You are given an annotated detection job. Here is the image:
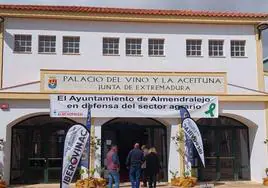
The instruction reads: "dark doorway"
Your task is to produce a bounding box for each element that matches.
[10,115,79,184]
[101,118,168,182]
[196,116,250,181]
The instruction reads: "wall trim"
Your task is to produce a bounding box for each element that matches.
[1,92,268,101]
[0,21,3,88]
[264,102,268,149]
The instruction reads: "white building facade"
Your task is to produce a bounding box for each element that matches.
[0,4,268,185]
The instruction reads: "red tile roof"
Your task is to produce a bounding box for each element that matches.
[0,4,267,19]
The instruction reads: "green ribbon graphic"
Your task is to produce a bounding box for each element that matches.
[205,103,216,117]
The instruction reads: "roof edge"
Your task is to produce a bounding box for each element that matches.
[0,10,266,25]
[0,4,267,24]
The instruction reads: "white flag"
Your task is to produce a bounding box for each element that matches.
[61,124,90,188]
[182,118,205,167]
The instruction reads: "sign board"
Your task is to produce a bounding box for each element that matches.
[41,70,226,94]
[106,140,112,145]
[200,184,215,188]
[50,94,218,118]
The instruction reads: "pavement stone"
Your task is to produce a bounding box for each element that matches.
[7,181,267,188]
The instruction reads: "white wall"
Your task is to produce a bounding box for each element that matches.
[2,18,259,94]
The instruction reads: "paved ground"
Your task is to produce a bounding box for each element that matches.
[8,181,267,187]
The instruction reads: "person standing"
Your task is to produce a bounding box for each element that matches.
[106,145,120,188]
[126,143,144,188]
[141,145,149,187]
[145,147,160,188]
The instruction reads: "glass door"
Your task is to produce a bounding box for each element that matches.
[10,128,28,184]
[46,128,67,183]
[28,126,74,183]
[198,127,237,181]
[28,128,46,183]
[199,128,218,181]
[10,115,76,184]
[196,116,250,181]
[218,129,235,180]
[16,126,72,183]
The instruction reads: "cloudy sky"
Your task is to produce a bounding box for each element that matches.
[0,0,268,57]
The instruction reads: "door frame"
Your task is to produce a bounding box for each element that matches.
[10,115,76,184]
[101,118,168,181]
[198,125,250,181]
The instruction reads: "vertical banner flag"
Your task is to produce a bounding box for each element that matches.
[61,124,89,188]
[179,107,193,176]
[182,118,205,167]
[80,106,91,179]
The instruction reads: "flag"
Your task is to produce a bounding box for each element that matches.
[61,124,90,188]
[80,106,91,178]
[179,107,190,121]
[182,118,205,167]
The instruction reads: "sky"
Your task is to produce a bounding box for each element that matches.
[0,0,268,58]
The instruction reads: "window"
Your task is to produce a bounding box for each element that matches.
[38,35,56,53]
[209,40,224,57]
[14,34,32,53]
[103,38,119,55]
[231,40,246,57]
[148,39,164,56]
[126,38,142,56]
[186,39,202,56]
[62,36,80,54]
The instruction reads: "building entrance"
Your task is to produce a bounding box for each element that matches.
[101,118,168,182]
[196,116,250,181]
[10,115,78,184]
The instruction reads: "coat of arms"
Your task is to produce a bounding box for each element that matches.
[48,77,57,89]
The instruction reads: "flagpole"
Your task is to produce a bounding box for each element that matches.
[178,118,185,177]
[179,107,191,177]
[78,105,92,180]
[90,117,95,176]
[87,106,91,180]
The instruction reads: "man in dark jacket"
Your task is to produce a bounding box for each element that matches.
[126,143,144,188]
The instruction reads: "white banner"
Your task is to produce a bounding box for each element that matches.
[61,124,89,188]
[182,118,205,167]
[50,94,218,118]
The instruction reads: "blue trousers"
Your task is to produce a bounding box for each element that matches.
[108,170,120,188]
[129,166,141,188]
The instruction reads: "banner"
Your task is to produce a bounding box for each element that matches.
[61,124,90,188]
[182,118,205,167]
[50,95,218,118]
[80,107,91,179]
